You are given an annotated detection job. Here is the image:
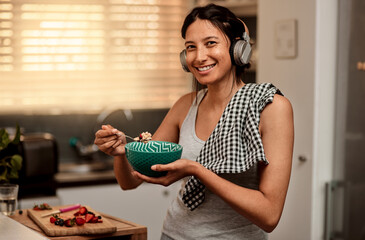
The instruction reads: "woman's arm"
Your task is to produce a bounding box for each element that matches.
[94,125,143,190]
[135,94,294,232]
[96,93,194,190]
[196,94,294,232]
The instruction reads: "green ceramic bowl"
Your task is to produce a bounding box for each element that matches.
[125,141,183,177]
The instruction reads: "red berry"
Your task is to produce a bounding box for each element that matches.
[91,216,99,223]
[78,206,88,215]
[75,217,85,226]
[50,216,56,223]
[64,218,75,227]
[85,213,95,223]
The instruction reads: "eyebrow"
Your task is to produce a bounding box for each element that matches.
[185,36,219,46]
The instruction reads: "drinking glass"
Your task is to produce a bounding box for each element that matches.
[0,184,19,216]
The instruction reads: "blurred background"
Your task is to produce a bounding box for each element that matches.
[0,0,364,239]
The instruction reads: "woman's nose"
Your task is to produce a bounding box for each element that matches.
[195,47,208,62]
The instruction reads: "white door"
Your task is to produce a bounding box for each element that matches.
[257,0,338,239]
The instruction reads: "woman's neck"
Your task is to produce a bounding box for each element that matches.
[204,80,245,109]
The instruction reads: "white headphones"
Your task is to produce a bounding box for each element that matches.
[180,19,252,72]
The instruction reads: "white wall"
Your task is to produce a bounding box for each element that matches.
[257,0,338,239]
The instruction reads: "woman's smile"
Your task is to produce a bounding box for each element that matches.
[197,63,216,72]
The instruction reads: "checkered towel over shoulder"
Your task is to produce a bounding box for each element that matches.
[182,83,283,210]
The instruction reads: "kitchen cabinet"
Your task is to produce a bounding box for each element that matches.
[57,182,180,240]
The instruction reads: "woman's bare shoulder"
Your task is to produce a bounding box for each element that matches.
[270,94,293,112]
[260,94,293,133]
[171,92,196,113]
[158,91,196,127]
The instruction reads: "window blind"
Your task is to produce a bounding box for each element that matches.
[0,0,190,114]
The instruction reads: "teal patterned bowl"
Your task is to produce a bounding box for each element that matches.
[125,141,183,177]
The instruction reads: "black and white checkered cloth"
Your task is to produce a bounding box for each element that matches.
[182,83,283,210]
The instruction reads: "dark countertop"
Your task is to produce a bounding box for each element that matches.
[18,159,118,200]
[55,160,117,188]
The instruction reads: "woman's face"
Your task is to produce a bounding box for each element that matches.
[184,19,233,86]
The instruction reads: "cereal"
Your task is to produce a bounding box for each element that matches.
[134,132,152,143]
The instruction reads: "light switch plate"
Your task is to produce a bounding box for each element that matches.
[275,19,297,58]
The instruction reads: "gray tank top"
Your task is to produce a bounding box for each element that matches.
[161,89,268,240]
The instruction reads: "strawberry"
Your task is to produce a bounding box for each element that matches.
[85,213,95,223]
[75,217,85,226]
[79,206,88,215]
[91,216,99,223]
[42,203,51,209]
[50,216,57,223]
[64,218,75,227]
[33,203,52,210]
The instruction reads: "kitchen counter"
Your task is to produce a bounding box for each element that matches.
[9,209,147,240]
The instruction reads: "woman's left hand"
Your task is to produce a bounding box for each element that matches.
[132,159,201,186]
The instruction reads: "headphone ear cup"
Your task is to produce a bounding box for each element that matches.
[230,39,252,66]
[180,49,190,72]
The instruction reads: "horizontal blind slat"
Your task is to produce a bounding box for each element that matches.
[0,0,190,114]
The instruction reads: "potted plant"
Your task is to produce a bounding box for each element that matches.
[0,125,22,183]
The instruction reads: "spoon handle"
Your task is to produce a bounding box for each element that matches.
[115,132,136,141]
[124,134,136,141]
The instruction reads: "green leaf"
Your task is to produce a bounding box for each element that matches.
[8,167,18,179]
[0,125,23,183]
[0,129,10,151]
[11,124,21,145]
[10,155,22,171]
[0,159,7,167]
[0,167,8,182]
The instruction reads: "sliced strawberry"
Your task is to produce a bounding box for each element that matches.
[97,219,103,223]
[79,206,88,215]
[85,213,95,223]
[73,212,81,216]
[91,216,99,223]
[75,217,85,226]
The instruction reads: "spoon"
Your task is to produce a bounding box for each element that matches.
[115,132,137,142]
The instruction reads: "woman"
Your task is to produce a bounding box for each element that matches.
[94,4,294,240]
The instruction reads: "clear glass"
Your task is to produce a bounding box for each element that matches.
[0,184,18,216]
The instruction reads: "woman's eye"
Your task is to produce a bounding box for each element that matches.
[186,45,195,50]
[207,41,217,46]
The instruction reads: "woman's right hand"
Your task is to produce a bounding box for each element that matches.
[94,125,126,156]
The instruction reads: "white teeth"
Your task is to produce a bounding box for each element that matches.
[198,64,215,71]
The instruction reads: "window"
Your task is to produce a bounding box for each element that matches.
[0,0,190,114]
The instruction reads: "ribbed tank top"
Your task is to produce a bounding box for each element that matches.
[161,89,267,240]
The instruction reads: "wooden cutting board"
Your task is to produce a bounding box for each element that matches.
[28,205,117,237]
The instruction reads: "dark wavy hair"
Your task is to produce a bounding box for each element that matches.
[181,4,251,92]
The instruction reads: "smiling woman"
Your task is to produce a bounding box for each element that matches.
[0,0,190,114]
